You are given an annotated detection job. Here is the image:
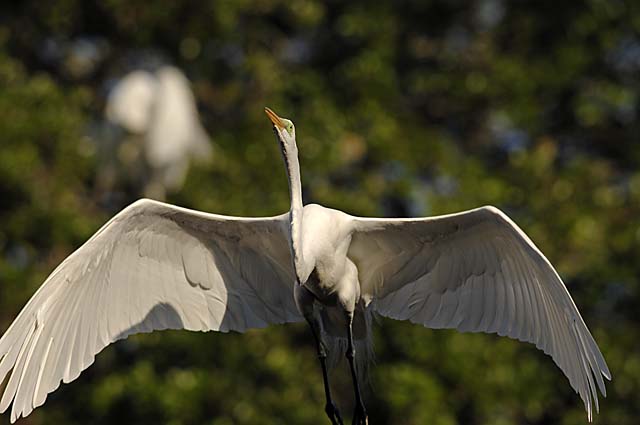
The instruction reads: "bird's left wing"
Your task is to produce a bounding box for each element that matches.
[0,198,301,422]
[347,206,610,420]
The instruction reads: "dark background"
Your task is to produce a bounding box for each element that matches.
[0,0,638,424]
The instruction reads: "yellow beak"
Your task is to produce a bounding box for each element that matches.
[264,107,286,129]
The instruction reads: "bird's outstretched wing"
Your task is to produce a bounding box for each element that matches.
[0,199,300,422]
[348,206,610,420]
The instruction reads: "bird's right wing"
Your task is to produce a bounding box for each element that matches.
[0,198,301,422]
[348,206,610,421]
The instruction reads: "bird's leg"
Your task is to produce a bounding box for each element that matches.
[305,316,344,425]
[296,285,343,425]
[345,312,368,425]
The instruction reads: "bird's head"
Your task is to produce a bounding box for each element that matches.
[265,107,297,154]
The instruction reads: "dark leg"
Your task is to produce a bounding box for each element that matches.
[345,313,368,425]
[305,317,344,425]
[295,285,344,424]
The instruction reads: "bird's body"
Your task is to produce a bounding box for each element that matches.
[0,108,610,424]
[297,205,358,309]
[294,204,372,358]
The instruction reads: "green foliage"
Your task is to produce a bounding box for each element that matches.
[1,0,639,424]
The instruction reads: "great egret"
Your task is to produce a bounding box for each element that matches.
[0,108,609,424]
[105,66,212,197]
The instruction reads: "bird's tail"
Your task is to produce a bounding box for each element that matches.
[324,306,375,392]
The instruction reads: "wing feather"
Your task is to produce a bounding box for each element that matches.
[479,273,495,332]
[0,198,300,422]
[349,205,609,420]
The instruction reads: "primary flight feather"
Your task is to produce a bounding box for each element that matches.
[0,108,609,424]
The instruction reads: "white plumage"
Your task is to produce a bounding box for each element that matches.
[105,66,212,194]
[105,70,157,135]
[0,200,299,422]
[0,108,609,424]
[350,206,610,421]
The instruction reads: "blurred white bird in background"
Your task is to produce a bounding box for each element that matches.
[105,70,156,134]
[105,66,212,198]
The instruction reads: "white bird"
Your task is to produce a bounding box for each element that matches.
[0,108,610,424]
[105,66,212,197]
[105,70,156,135]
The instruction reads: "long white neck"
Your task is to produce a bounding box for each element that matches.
[282,145,305,281]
